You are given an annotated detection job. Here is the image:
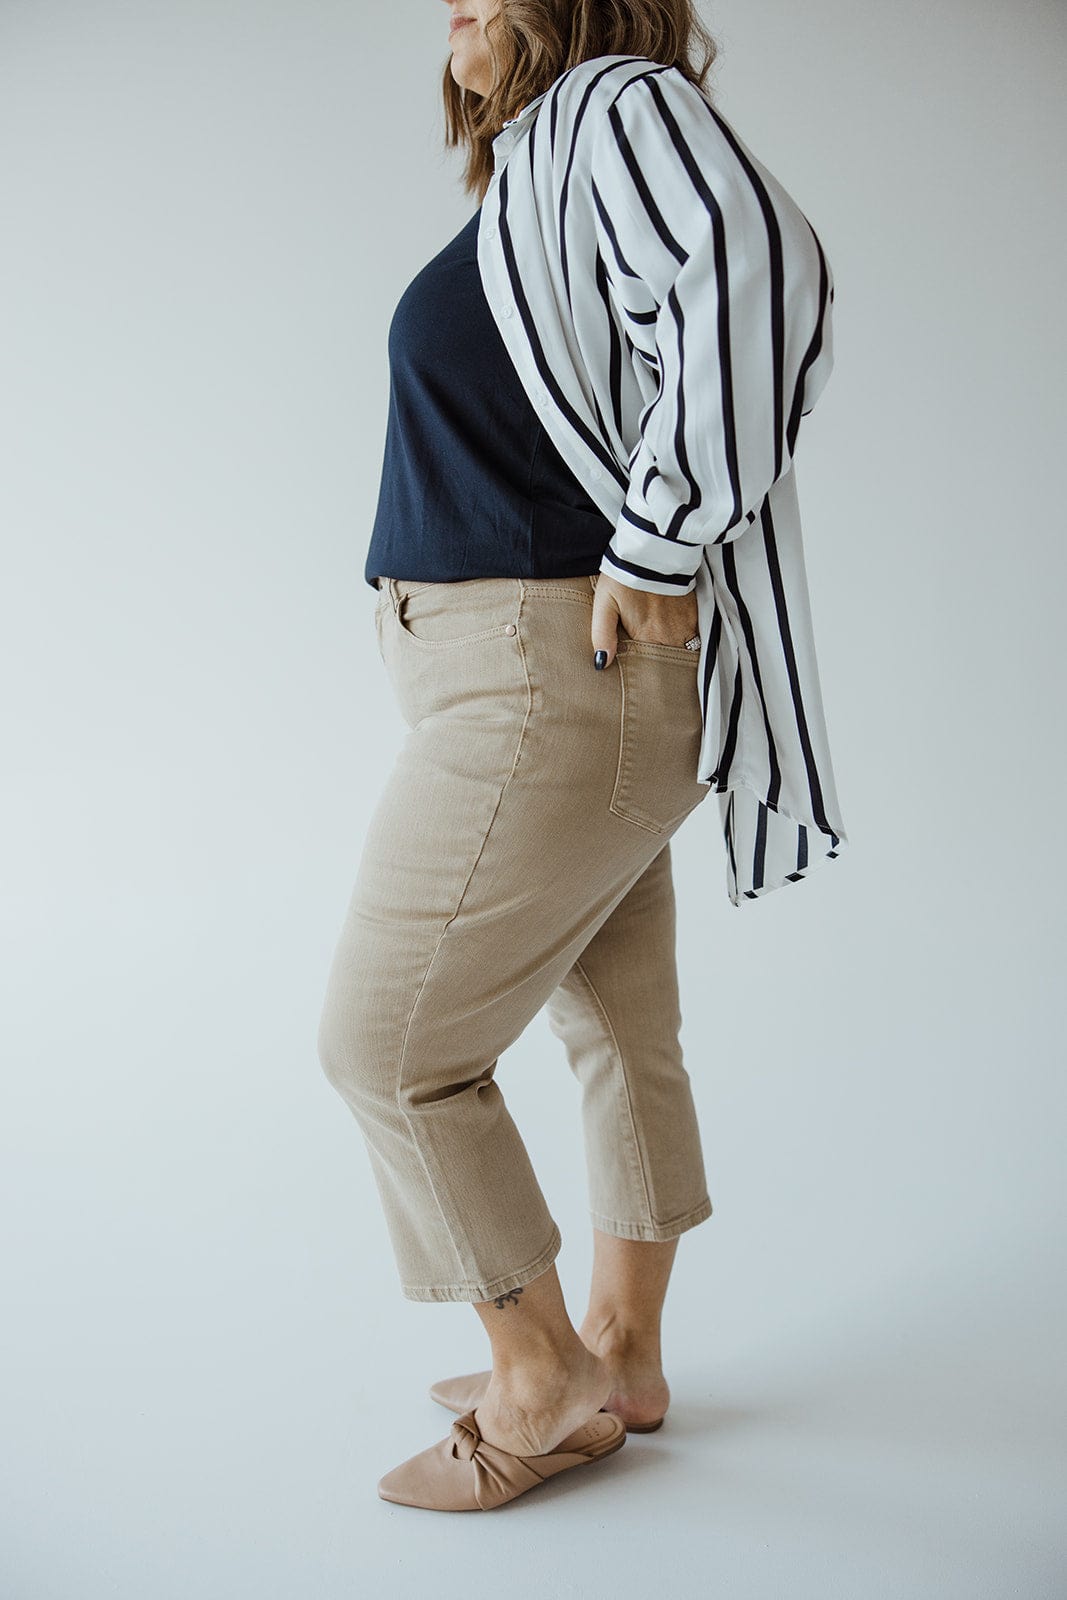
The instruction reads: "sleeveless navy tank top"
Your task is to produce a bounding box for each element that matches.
[363,206,613,590]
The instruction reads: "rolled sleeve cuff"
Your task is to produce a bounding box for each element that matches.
[599,526,702,595]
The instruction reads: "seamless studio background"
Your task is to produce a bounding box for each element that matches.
[1,1,1064,1596]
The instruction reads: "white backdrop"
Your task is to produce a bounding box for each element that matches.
[2,1,1064,1595]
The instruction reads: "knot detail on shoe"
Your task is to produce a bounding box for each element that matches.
[378,1405,626,1511]
[447,1409,546,1509]
[450,1411,482,1463]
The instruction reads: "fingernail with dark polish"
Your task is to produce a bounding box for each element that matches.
[594,649,607,670]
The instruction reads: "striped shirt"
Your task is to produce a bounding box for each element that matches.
[476,53,849,905]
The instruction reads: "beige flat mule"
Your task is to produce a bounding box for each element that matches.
[377,1406,626,1511]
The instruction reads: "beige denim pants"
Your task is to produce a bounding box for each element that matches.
[316,572,713,1302]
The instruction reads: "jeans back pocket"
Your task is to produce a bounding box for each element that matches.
[609,640,707,834]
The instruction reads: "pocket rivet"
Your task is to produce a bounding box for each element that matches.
[505,623,517,635]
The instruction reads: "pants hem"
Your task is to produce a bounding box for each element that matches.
[589,1195,713,1242]
[399,1223,563,1304]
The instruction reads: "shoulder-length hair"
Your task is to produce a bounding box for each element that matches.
[442,1,720,202]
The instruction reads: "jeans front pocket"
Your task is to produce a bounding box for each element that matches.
[393,578,520,649]
[376,578,526,731]
[609,639,708,834]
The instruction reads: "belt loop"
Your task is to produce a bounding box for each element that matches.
[388,576,399,613]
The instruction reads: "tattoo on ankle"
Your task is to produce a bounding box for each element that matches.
[492,1286,525,1309]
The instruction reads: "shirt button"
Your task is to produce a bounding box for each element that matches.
[505,623,517,635]
[501,304,513,318]
[485,225,497,240]
[589,467,603,482]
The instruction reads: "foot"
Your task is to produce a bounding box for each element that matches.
[472,1344,614,1458]
[577,1325,671,1432]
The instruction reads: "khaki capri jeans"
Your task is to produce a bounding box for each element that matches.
[316,571,714,1303]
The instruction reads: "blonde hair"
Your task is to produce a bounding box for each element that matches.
[442,0,720,202]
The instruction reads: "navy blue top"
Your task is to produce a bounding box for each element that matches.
[363,207,613,590]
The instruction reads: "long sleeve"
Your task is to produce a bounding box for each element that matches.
[589,69,835,595]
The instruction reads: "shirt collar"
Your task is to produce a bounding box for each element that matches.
[497,89,550,136]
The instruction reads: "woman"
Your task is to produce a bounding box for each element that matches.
[317,0,848,1512]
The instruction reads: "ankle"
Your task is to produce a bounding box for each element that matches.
[580,1316,662,1361]
[489,1332,596,1385]
[486,1350,607,1411]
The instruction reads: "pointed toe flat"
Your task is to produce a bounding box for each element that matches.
[377,1406,627,1511]
[429,1369,666,1433]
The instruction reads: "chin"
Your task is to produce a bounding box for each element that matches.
[451,65,488,95]
[450,42,488,89]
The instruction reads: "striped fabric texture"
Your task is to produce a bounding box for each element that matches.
[476,53,849,904]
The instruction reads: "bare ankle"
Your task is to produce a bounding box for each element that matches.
[492,1340,591,1387]
[581,1318,662,1361]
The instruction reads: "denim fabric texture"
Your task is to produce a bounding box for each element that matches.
[317,574,713,1302]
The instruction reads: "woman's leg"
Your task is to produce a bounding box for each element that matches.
[545,837,712,1243]
[544,836,712,1427]
[318,574,709,1449]
[469,1235,680,1452]
[578,1234,679,1430]
[468,1261,614,1457]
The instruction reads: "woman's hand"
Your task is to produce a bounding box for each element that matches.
[590,573,699,669]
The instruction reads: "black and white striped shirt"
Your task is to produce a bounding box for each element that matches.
[476,53,849,905]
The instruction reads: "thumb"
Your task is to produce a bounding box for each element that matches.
[590,586,621,670]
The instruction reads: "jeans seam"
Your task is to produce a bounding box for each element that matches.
[392,591,534,1287]
[517,585,595,603]
[570,954,656,1228]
